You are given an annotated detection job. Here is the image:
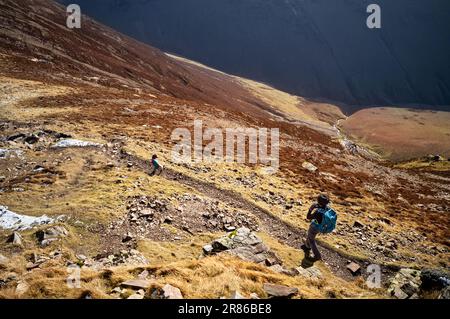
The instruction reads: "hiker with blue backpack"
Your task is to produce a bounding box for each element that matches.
[301,194,337,261]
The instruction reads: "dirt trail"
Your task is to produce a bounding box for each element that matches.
[113,147,399,283]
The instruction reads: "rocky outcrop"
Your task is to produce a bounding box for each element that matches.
[35,226,68,247]
[389,268,450,299]
[388,268,421,299]
[204,227,282,267]
[420,269,450,291]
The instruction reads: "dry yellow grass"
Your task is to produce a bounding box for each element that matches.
[0,77,76,121]
[0,230,386,299]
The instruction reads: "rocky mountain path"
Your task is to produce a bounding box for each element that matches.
[112,146,398,284]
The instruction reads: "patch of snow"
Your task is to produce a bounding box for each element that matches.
[52,139,102,148]
[0,206,54,231]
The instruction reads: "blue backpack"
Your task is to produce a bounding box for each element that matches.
[314,208,337,233]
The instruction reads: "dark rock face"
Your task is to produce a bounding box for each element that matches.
[420,269,450,290]
[59,0,450,113]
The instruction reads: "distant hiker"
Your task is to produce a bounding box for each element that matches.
[301,194,337,261]
[149,154,163,176]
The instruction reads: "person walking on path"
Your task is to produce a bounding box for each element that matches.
[301,194,337,262]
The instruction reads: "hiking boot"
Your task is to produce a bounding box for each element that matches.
[300,244,311,252]
[307,255,322,262]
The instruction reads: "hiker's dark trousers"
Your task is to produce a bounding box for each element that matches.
[305,224,321,259]
[149,166,163,176]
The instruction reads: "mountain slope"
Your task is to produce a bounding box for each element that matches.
[59,0,450,113]
[0,0,449,300]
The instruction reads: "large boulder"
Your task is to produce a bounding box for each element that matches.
[207,227,281,266]
[296,266,322,279]
[212,236,235,251]
[420,269,450,291]
[388,268,422,299]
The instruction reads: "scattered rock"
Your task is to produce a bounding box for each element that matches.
[128,293,144,299]
[0,253,9,268]
[6,133,26,141]
[263,283,298,298]
[7,231,23,247]
[122,233,134,243]
[296,266,322,279]
[265,258,278,266]
[139,209,154,219]
[15,280,30,296]
[24,135,39,144]
[90,250,148,268]
[76,254,87,261]
[353,220,364,228]
[269,264,285,274]
[163,216,173,224]
[230,290,245,299]
[202,244,213,255]
[35,226,68,247]
[121,279,153,290]
[346,262,361,275]
[138,270,149,280]
[111,287,122,294]
[302,161,318,173]
[151,284,183,299]
[393,287,409,299]
[224,225,236,232]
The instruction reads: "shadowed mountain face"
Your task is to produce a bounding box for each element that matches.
[58,0,450,114]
